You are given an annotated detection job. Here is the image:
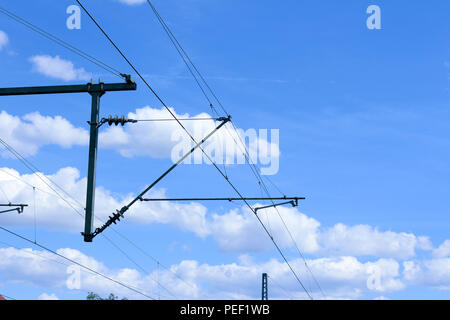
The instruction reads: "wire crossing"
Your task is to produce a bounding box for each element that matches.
[75,0,313,299]
[144,0,325,299]
[0,226,155,300]
[0,139,182,299]
[0,5,123,78]
[85,116,231,241]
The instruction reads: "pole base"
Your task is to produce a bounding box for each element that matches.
[81,232,94,243]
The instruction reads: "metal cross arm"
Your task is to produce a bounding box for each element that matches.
[0,81,136,96]
[83,116,231,242]
[140,197,305,202]
[0,77,137,243]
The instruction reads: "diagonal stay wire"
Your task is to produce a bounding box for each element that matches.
[0,185,10,203]
[142,10,324,295]
[146,0,326,298]
[0,138,86,214]
[0,226,154,299]
[145,0,214,109]
[0,7,203,291]
[145,0,293,225]
[101,233,177,299]
[76,0,312,299]
[0,5,122,78]
[267,275,295,300]
[145,0,228,118]
[145,0,293,222]
[0,239,100,298]
[1,0,313,298]
[263,175,286,197]
[0,167,82,210]
[0,239,104,285]
[144,2,322,297]
[0,139,180,299]
[257,176,326,299]
[203,151,313,299]
[144,0,229,177]
[149,0,327,298]
[0,293,16,300]
[108,228,205,297]
[0,239,70,268]
[0,140,85,209]
[145,2,294,241]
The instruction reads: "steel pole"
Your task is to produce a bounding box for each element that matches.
[84,89,103,242]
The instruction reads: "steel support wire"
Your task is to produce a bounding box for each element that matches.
[74,1,313,299]
[0,226,154,300]
[0,5,123,78]
[84,116,231,241]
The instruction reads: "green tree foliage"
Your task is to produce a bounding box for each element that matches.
[86,292,127,300]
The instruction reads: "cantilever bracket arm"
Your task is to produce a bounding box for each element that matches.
[83,116,231,242]
[0,203,28,214]
[254,199,299,214]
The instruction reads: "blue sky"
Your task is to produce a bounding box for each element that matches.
[0,0,449,300]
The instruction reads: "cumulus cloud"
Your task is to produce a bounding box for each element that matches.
[0,165,437,260]
[99,106,197,159]
[99,106,280,174]
[0,111,89,158]
[0,246,408,300]
[0,246,154,299]
[319,223,432,259]
[0,30,8,51]
[0,108,278,176]
[433,240,450,258]
[403,258,450,290]
[0,165,446,299]
[0,167,210,237]
[210,205,320,253]
[29,55,92,81]
[38,293,59,300]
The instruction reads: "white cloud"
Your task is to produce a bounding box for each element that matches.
[0,246,152,299]
[422,259,450,289]
[0,108,279,174]
[99,106,280,172]
[0,111,89,158]
[29,55,92,81]
[0,246,407,300]
[403,258,450,290]
[207,205,431,260]
[38,293,59,300]
[99,106,198,159]
[319,223,432,259]
[210,205,320,253]
[0,165,436,260]
[0,169,443,299]
[0,30,8,51]
[0,167,210,237]
[403,260,421,282]
[433,240,450,258]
